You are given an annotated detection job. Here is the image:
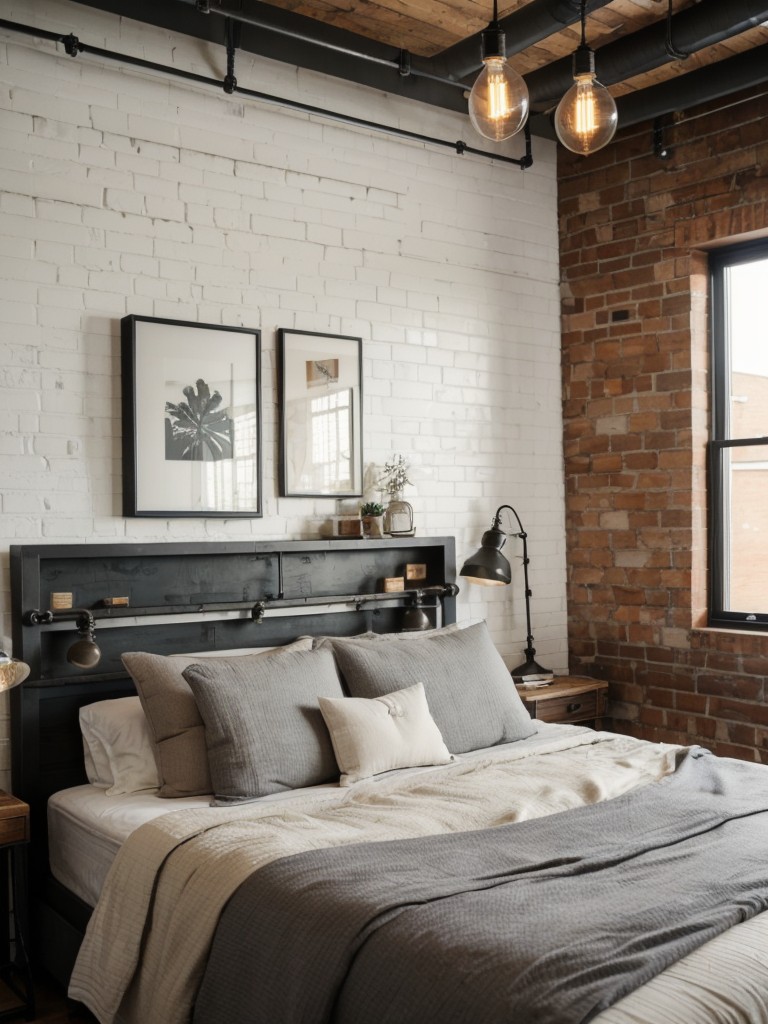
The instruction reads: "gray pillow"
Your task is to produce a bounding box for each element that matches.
[311,622,464,650]
[182,647,344,805]
[122,640,312,798]
[330,621,536,754]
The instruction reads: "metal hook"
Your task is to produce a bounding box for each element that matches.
[665,0,688,61]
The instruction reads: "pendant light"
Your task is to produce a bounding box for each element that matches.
[554,0,617,155]
[468,0,529,142]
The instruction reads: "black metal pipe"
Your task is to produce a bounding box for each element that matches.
[0,17,532,168]
[203,0,467,92]
[525,0,768,110]
[615,42,768,129]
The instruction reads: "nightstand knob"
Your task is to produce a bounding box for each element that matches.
[567,702,582,713]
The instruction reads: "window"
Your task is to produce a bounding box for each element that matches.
[709,239,768,629]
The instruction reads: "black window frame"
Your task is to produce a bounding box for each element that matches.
[708,237,768,631]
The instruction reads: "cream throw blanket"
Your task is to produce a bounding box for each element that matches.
[68,728,768,1024]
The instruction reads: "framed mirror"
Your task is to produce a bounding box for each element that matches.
[278,329,363,498]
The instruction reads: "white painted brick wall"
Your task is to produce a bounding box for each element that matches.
[0,0,567,788]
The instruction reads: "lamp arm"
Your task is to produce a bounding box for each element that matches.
[492,503,525,537]
[23,607,95,633]
[492,504,536,662]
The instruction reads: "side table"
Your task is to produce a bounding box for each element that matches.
[515,676,609,729]
[0,792,34,1021]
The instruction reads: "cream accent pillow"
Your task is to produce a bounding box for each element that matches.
[318,682,453,787]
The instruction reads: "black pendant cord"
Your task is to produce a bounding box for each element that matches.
[0,17,533,169]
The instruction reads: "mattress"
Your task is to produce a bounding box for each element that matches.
[47,721,584,907]
[48,788,211,907]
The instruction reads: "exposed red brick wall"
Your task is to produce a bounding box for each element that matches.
[558,86,768,762]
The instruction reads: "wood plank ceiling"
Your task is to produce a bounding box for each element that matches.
[47,0,768,138]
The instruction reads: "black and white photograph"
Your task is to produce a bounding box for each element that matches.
[121,316,262,517]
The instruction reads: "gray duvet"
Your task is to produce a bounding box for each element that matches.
[193,747,768,1024]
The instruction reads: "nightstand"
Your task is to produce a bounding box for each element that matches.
[0,793,34,1021]
[515,676,608,729]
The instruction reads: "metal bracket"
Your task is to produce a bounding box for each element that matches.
[398,50,411,78]
[62,33,83,57]
[519,122,534,170]
[665,0,688,60]
[223,17,240,94]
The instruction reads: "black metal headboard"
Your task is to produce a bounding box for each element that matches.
[10,537,456,810]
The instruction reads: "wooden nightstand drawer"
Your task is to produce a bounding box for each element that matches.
[533,691,598,724]
[516,677,608,728]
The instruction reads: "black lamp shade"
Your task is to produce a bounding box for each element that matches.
[459,525,511,586]
[67,635,101,669]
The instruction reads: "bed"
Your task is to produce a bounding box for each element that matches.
[9,539,768,1024]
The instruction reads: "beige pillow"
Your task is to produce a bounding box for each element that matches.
[318,682,453,786]
[122,639,312,797]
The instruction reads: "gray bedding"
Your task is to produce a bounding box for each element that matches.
[192,748,768,1024]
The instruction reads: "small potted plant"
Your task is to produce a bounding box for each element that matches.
[360,501,385,538]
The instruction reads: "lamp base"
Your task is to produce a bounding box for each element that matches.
[510,656,554,685]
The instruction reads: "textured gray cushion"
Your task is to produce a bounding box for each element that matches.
[182,647,344,805]
[330,621,536,754]
[310,623,464,650]
[122,640,312,798]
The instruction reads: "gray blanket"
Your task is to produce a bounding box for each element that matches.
[193,748,768,1024]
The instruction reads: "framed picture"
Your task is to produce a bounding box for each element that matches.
[278,329,363,497]
[121,315,262,517]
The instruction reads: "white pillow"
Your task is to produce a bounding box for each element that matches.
[79,697,161,796]
[318,682,453,787]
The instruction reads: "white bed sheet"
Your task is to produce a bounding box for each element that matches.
[49,720,584,907]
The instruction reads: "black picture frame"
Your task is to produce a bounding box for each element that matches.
[278,328,363,498]
[121,315,262,517]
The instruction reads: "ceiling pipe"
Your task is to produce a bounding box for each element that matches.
[615,42,768,130]
[58,0,768,142]
[197,0,468,91]
[77,0,470,112]
[525,0,768,111]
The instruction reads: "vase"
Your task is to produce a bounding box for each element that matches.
[384,500,414,536]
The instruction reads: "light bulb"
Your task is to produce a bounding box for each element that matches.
[555,70,617,155]
[469,56,529,142]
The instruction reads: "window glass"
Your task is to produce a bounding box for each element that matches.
[709,241,768,629]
